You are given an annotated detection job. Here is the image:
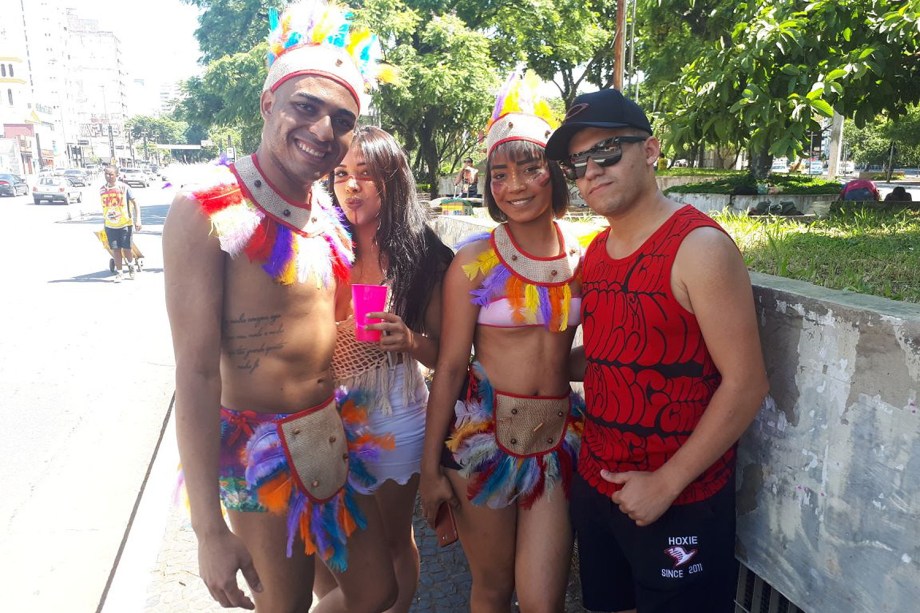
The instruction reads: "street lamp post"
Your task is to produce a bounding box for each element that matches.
[99,86,115,164]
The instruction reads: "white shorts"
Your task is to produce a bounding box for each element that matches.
[364,363,428,488]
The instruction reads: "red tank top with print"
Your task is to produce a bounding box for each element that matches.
[579,205,734,505]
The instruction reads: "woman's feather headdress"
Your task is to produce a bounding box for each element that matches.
[485,70,557,155]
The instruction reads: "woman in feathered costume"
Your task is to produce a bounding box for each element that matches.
[419,71,585,612]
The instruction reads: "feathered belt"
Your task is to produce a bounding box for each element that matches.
[244,391,393,571]
[446,363,584,509]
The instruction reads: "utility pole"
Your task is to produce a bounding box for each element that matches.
[827,112,844,178]
[108,125,116,164]
[886,141,896,182]
[613,0,626,90]
[629,0,638,99]
[35,132,43,170]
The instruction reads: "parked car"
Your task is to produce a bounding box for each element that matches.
[142,167,160,183]
[0,172,29,196]
[807,160,825,175]
[770,157,789,173]
[118,168,149,188]
[62,169,88,187]
[33,176,82,204]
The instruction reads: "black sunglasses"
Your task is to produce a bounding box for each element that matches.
[558,135,648,180]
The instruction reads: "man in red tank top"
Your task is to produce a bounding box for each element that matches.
[546,89,769,613]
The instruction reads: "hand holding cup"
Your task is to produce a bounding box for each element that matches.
[352,284,388,342]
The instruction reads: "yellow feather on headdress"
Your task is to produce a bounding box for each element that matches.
[486,69,558,132]
[310,5,340,44]
[264,0,397,97]
[346,28,372,57]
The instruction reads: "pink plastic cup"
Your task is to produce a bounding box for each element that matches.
[352,284,388,342]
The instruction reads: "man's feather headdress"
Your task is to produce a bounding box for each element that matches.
[263,0,395,113]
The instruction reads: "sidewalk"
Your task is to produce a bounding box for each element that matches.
[102,407,585,612]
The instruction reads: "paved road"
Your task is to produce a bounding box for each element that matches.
[1,181,586,611]
[876,181,920,202]
[0,183,175,612]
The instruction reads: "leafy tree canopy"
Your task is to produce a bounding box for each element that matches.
[125,115,188,144]
[174,0,920,186]
[359,0,498,194]
[181,0,273,64]
[486,0,614,104]
[176,44,266,153]
[650,0,920,178]
[845,103,920,168]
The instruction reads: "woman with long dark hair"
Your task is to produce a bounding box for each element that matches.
[314,126,453,612]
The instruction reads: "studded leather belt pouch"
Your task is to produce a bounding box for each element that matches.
[494,391,569,457]
[277,398,349,503]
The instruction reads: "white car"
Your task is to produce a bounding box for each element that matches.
[33,176,82,204]
[118,168,149,188]
[770,158,789,173]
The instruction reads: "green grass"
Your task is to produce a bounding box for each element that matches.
[712,206,920,302]
[667,173,842,195]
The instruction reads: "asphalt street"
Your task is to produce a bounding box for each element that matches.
[0,181,175,612]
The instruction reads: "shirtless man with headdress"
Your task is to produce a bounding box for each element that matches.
[163,2,397,610]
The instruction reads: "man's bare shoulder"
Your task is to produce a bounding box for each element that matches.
[163,192,219,254]
[680,224,740,260]
[676,224,750,289]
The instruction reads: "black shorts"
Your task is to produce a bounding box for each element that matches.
[570,472,738,613]
[105,226,133,250]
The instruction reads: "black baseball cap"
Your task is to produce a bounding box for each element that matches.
[545,88,653,160]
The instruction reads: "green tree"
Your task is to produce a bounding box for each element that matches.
[651,0,920,179]
[480,0,615,105]
[125,115,188,162]
[181,0,272,64]
[175,0,274,153]
[360,0,499,197]
[845,104,920,169]
[176,45,266,153]
[175,0,635,193]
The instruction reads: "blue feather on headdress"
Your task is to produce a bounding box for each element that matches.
[265,0,395,92]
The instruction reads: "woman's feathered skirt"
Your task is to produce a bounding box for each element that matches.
[244,390,393,572]
[446,363,584,509]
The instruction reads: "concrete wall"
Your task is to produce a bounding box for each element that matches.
[672,192,839,215]
[738,274,920,613]
[431,215,920,613]
[656,175,721,193]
